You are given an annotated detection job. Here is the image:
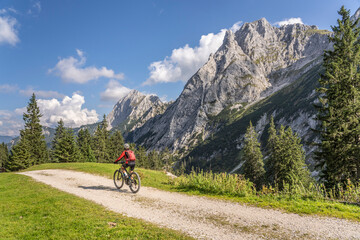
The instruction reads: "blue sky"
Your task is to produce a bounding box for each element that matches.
[0,0,359,136]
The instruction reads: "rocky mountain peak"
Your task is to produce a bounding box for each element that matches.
[130,17,332,153]
[351,7,360,22]
[106,90,166,132]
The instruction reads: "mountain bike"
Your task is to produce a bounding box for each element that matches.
[113,161,141,193]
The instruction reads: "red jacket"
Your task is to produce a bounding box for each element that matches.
[115,150,136,164]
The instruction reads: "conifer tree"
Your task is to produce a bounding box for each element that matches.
[51,119,65,162]
[265,117,278,185]
[10,94,48,170]
[316,6,360,186]
[135,145,147,168]
[148,150,161,170]
[265,117,309,189]
[242,121,265,187]
[6,133,32,171]
[0,142,9,169]
[108,129,124,161]
[77,128,95,162]
[23,94,49,164]
[93,115,110,163]
[53,127,80,163]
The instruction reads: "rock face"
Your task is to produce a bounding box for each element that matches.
[106,90,166,132]
[129,18,331,152]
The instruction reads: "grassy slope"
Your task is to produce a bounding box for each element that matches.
[24,163,360,222]
[0,172,192,240]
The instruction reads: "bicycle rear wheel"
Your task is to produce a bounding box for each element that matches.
[129,172,141,193]
[113,170,124,189]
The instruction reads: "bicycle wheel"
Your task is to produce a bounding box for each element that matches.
[129,172,141,193]
[113,170,124,189]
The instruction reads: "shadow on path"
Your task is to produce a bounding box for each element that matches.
[78,185,130,193]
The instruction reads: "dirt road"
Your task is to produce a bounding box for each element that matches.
[21,170,360,240]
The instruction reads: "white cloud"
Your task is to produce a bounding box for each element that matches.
[100,80,132,102]
[230,21,243,33]
[275,18,304,27]
[49,49,124,84]
[28,1,41,15]
[19,88,65,99]
[0,110,22,136]
[15,93,99,128]
[0,84,18,93]
[0,15,19,46]
[38,93,99,128]
[143,21,243,85]
[0,121,3,126]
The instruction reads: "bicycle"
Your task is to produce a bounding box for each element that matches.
[113,161,141,193]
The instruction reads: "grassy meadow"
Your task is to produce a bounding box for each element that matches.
[0,172,192,240]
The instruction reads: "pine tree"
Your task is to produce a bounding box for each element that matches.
[315,6,360,186]
[242,121,265,188]
[0,142,9,169]
[161,147,171,171]
[135,145,147,168]
[148,150,161,170]
[10,94,48,170]
[108,130,124,161]
[51,119,66,162]
[265,117,309,189]
[6,133,32,171]
[93,115,110,163]
[53,127,80,163]
[265,117,278,185]
[77,128,95,162]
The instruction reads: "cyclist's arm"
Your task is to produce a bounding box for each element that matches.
[115,151,125,163]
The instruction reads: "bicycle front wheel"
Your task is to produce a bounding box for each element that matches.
[129,172,141,193]
[113,170,124,189]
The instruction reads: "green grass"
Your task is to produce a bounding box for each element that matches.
[0,172,193,240]
[24,163,360,222]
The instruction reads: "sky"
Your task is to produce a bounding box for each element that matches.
[0,0,359,136]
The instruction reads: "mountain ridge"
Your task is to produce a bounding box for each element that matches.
[127,18,331,157]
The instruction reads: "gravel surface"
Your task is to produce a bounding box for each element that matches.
[20,170,360,240]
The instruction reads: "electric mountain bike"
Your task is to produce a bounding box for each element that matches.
[113,161,141,193]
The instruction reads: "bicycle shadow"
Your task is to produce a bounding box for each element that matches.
[78,185,131,193]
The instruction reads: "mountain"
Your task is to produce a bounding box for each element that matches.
[0,136,14,144]
[106,90,167,133]
[128,18,331,162]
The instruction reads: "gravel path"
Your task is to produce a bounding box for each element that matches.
[20,170,360,240]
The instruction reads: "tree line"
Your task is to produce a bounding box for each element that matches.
[0,94,174,172]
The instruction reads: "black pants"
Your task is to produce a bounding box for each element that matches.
[123,161,135,171]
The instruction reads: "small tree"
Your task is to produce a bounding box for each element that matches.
[242,121,265,188]
[6,134,32,171]
[265,117,309,190]
[53,128,80,163]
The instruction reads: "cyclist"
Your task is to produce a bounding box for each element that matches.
[114,143,136,175]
